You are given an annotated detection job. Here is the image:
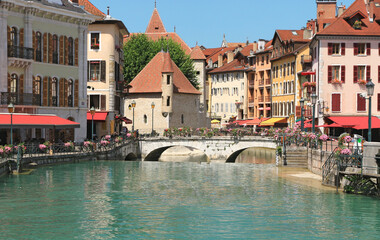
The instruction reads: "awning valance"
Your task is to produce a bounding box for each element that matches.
[260,117,287,126]
[328,116,380,130]
[245,118,269,126]
[0,114,80,129]
[87,112,108,121]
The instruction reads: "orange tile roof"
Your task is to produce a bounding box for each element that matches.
[190,45,206,60]
[78,0,105,18]
[317,0,380,36]
[129,52,200,95]
[276,30,309,43]
[209,59,247,74]
[145,32,192,54]
[202,47,224,57]
[240,43,253,56]
[227,42,245,48]
[145,8,167,34]
[207,47,235,63]
[264,40,273,49]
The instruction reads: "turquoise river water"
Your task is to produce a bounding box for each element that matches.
[0,150,380,239]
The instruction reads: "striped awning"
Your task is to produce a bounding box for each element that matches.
[260,117,287,126]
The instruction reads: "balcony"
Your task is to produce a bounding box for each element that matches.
[259,79,264,87]
[0,93,41,106]
[265,79,271,85]
[301,55,312,65]
[296,105,312,118]
[8,46,34,60]
[258,96,264,102]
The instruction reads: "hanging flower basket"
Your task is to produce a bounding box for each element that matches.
[358,79,367,85]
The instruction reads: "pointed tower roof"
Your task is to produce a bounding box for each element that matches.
[145,8,167,33]
[128,52,200,95]
[190,45,206,60]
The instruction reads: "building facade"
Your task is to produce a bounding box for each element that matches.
[1,0,94,143]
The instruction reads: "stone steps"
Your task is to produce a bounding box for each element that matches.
[285,150,308,168]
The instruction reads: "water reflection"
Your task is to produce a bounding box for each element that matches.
[235,147,276,164]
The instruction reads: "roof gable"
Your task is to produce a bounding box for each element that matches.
[78,0,105,17]
[145,8,167,34]
[190,45,206,60]
[129,52,200,95]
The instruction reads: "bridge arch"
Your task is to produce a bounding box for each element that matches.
[125,152,138,161]
[144,145,209,162]
[225,148,249,163]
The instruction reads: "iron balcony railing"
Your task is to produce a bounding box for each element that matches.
[8,46,34,60]
[0,92,41,106]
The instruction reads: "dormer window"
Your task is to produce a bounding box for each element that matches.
[167,75,170,84]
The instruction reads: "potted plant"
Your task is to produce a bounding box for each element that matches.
[353,20,362,30]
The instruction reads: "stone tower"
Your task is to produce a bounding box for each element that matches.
[161,51,174,115]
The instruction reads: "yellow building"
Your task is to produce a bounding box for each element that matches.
[266,29,312,127]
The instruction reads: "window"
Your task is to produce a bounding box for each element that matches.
[287,63,290,76]
[88,61,106,82]
[51,77,58,106]
[67,79,73,107]
[332,43,340,55]
[36,32,42,62]
[144,115,148,124]
[33,76,41,95]
[52,35,58,64]
[10,74,17,93]
[181,114,184,124]
[225,103,228,112]
[358,66,365,81]
[167,75,170,85]
[332,66,340,81]
[357,93,366,112]
[354,43,370,55]
[331,93,341,112]
[10,27,17,46]
[166,96,170,106]
[358,43,365,55]
[90,95,100,109]
[221,103,224,112]
[90,32,100,50]
[68,37,74,66]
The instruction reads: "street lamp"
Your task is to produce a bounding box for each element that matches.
[311,94,318,133]
[300,98,305,132]
[8,103,14,145]
[131,100,136,132]
[90,106,95,141]
[366,79,375,142]
[151,102,155,136]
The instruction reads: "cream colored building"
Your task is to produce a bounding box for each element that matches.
[85,7,129,138]
[0,0,95,143]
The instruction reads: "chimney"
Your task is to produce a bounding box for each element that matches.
[257,39,266,51]
[218,54,223,67]
[252,42,258,52]
[316,0,337,20]
[227,51,234,63]
[107,6,110,16]
[303,29,313,39]
[337,4,345,17]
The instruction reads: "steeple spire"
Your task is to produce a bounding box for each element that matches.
[155,0,156,8]
[145,6,167,33]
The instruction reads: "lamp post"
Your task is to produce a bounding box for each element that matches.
[311,94,317,133]
[366,79,375,142]
[300,98,305,132]
[131,100,136,132]
[8,103,14,145]
[90,106,95,141]
[151,102,155,136]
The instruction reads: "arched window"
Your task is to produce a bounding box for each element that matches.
[144,114,147,124]
[52,77,58,106]
[10,74,18,103]
[67,79,73,107]
[68,37,74,65]
[36,32,42,62]
[181,114,184,124]
[33,76,41,106]
[52,35,58,64]
[10,27,18,46]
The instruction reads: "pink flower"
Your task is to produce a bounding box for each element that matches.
[319,134,329,141]
[127,133,132,138]
[344,136,352,143]
[105,135,111,140]
[341,148,352,155]
[84,141,91,147]
[0,149,3,153]
[39,144,47,150]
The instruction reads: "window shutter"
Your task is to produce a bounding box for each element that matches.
[87,61,90,81]
[101,60,106,82]
[354,43,358,55]
[64,78,69,107]
[59,36,64,64]
[7,73,11,93]
[59,78,64,107]
[19,74,24,95]
[48,33,53,64]
[43,77,48,106]
[7,26,11,47]
[341,43,345,55]
[357,93,366,111]
[74,38,78,66]
[378,66,380,83]
[378,93,380,111]
[49,77,52,106]
[43,33,47,63]
[64,36,68,65]
[19,28,24,48]
[332,93,341,112]
[328,66,332,83]
[367,43,371,56]
[32,31,36,60]
[341,65,345,83]
[101,95,106,110]
[353,65,358,83]
[366,65,371,82]
[74,79,79,107]
[328,43,333,55]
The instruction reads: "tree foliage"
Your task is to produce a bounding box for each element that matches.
[123,34,198,89]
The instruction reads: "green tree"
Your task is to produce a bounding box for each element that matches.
[123,34,198,89]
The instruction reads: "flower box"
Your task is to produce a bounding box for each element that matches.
[332,79,342,84]
[91,44,100,49]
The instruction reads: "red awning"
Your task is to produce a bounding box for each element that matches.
[328,116,380,129]
[115,116,132,124]
[0,114,80,129]
[87,111,108,121]
[317,123,343,128]
[301,71,316,76]
[232,120,251,126]
[245,118,269,126]
[296,119,312,125]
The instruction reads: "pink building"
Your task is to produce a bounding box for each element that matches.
[311,0,380,139]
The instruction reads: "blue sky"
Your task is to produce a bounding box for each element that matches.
[89,0,355,48]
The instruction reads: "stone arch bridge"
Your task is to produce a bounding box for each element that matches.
[136,137,276,162]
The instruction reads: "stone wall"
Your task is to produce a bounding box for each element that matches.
[307,148,330,176]
[363,142,380,175]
